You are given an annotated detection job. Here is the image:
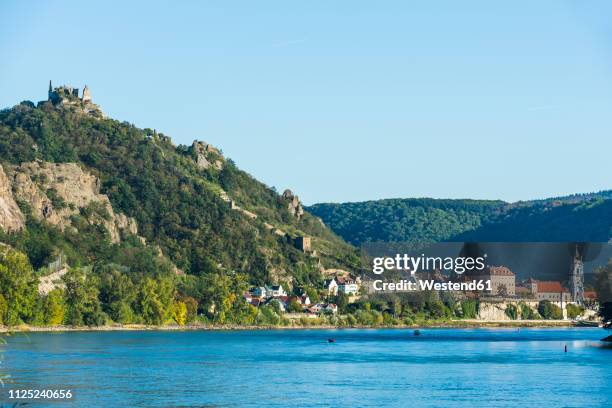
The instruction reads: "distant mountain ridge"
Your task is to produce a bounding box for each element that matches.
[308,192,612,245]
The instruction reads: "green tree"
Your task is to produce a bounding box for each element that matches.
[98,269,137,324]
[172,300,187,325]
[334,292,349,314]
[0,294,7,325]
[519,302,538,320]
[566,303,584,319]
[304,286,320,304]
[136,277,172,325]
[63,268,106,326]
[182,296,198,323]
[287,299,303,313]
[42,288,66,325]
[595,261,612,329]
[0,248,38,325]
[460,300,477,318]
[505,304,518,320]
[426,300,451,320]
[538,300,563,320]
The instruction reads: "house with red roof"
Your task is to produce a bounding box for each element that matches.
[336,276,359,295]
[531,280,571,302]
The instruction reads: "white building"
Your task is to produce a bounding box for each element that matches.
[251,286,269,298]
[325,278,338,296]
[270,285,287,297]
[337,277,359,295]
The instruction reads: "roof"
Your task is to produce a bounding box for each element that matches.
[584,291,598,299]
[537,281,566,293]
[488,266,515,276]
[336,276,355,285]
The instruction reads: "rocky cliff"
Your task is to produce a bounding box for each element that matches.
[192,140,224,170]
[0,161,138,243]
[0,164,25,232]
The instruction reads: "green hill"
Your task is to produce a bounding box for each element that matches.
[0,92,358,327]
[307,198,504,245]
[308,193,612,245]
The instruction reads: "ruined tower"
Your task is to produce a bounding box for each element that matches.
[82,85,91,103]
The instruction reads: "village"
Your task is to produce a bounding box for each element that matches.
[242,259,601,322]
[244,274,362,318]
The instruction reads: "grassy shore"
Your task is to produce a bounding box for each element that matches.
[0,319,588,333]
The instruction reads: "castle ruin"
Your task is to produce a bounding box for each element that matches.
[43,81,102,117]
[281,189,304,219]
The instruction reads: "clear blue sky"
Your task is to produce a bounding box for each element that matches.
[1,1,611,205]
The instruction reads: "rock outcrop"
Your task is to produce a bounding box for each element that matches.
[3,162,138,243]
[192,141,223,170]
[0,164,25,232]
[282,189,304,219]
[477,302,510,321]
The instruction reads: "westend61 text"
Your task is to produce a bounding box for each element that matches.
[373,279,492,292]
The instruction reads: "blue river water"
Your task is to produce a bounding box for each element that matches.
[0,328,611,407]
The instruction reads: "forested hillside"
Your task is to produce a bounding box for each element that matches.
[0,97,358,327]
[308,199,504,245]
[308,194,612,245]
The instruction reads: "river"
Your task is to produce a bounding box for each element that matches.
[1,328,611,407]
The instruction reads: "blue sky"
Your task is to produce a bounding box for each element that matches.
[1,1,611,204]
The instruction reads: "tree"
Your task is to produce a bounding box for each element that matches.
[334,292,349,314]
[0,248,38,325]
[596,262,612,329]
[42,289,66,325]
[538,300,562,320]
[63,268,106,326]
[519,301,538,320]
[460,300,477,318]
[393,299,402,318]
[304,286,320,304]
[172,300,187,325]
[426,300,451,320]
[505,304,518,320]
[137,277,170,325]
[566,303,584,319]
[182,296,198,323]
[0,294,7,325]
[287,299,303,313]
[98,269,137,324]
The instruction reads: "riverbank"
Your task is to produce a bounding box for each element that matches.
[0,319,587,333]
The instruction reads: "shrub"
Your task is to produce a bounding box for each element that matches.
[519,302,539,320]
[566,303,585,319]
[460,300,478,318]
[538,300,563,320]
[505,304,518,320]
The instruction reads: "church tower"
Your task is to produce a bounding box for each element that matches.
[48,80,53,100]
[569,244,585,305]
